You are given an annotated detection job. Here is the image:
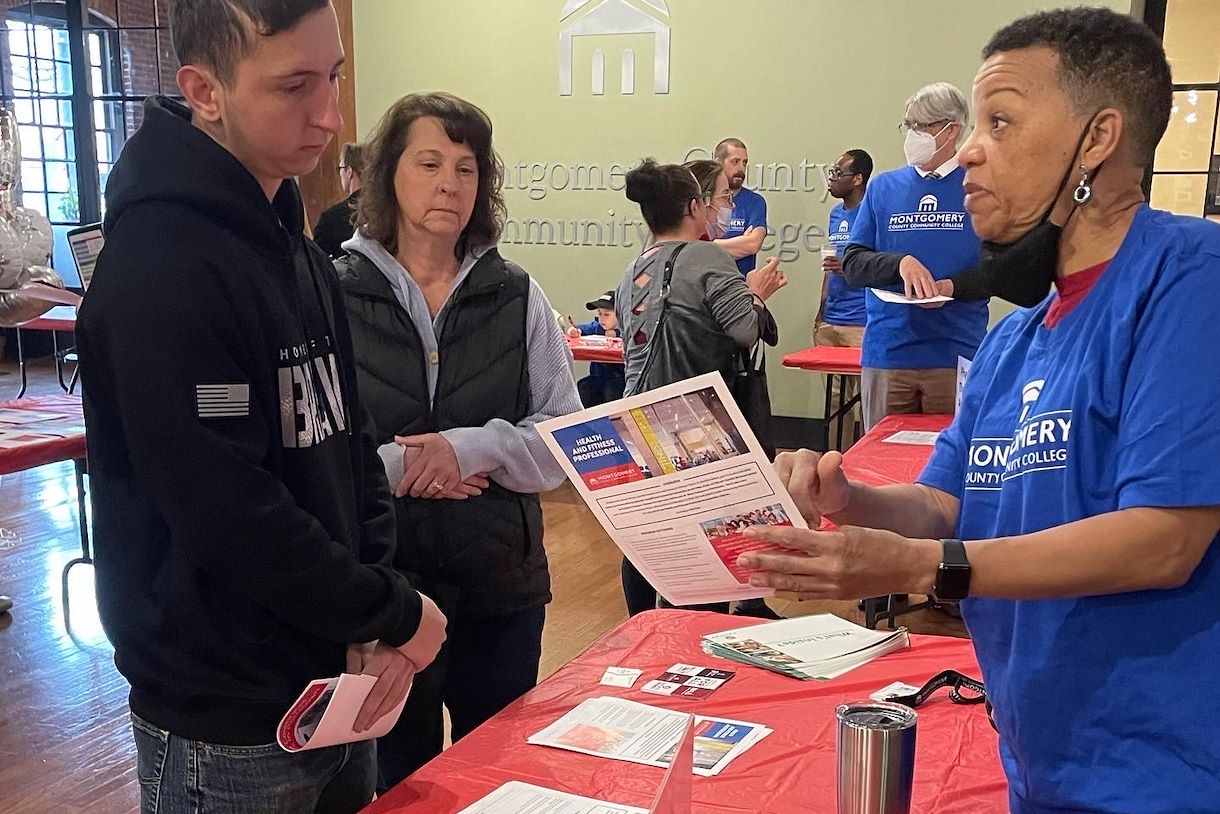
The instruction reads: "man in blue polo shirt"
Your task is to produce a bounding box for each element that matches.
[843,83,987,429]
[815,149,872,444]
[713,138,768,275]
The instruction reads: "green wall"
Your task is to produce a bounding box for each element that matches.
[352,0,1129,420]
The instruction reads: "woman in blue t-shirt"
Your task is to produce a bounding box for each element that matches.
[736,9,1220,814]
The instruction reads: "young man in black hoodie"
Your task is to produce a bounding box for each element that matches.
[76,2,446,812]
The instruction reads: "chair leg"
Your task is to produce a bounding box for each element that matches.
[822,374,834,452]
[52,333,71,392]
[15,327,27,398]
[62,459,92,625]
[862,597,880,629]
[74,458,90,560]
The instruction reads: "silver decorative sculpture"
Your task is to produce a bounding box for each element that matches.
[0,106,77,326]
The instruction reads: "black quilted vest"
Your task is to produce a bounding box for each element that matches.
[335,248,549,620]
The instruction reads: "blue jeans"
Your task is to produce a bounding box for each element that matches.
[131,713,376,814]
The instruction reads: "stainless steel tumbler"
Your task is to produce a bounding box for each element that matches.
[836,701,918,814]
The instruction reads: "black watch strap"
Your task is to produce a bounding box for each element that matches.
[932,538,971,603]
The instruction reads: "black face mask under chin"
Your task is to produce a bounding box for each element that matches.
[953,121,1098,308]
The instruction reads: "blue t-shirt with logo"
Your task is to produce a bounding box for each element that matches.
[724,186,767,275]
[823,202,866,326]
[919,206,1220,814]
[848,166,986,369]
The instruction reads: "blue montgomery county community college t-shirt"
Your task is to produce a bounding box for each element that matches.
[724,186,767,275]
[848,165,987,369]
[919,206,1220,814]
[823,202,866,326]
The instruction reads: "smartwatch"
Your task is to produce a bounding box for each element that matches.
[932,538,971,603]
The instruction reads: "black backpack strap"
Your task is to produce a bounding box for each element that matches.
[633,242,688,393]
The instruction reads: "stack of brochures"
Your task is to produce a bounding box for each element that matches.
[701,614,910,680]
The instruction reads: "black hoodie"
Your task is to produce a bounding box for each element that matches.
[77,96,422,745]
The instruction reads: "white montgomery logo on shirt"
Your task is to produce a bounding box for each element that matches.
[829,219,852,246]
[964,378,1071,491]
[1019,379,1045,422]
[887,192,966,232]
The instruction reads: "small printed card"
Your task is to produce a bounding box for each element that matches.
[870,681,921,703]
[600,667,644,688]
[641,663,735,699]
[882,431,941,446]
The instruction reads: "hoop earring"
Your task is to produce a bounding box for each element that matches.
[1072,165,1093,205]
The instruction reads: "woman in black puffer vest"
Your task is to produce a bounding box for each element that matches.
[333,92,581,790]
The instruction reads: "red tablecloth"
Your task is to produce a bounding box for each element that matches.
[365,610,1004,814]
[568,334,624,364]
[17,304,77,333]
[781,346,862,375]
[839,414,953,489]
[0,394,86,474]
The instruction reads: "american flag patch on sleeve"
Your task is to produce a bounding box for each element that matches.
[195,383,251,419]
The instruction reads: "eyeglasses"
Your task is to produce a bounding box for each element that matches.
[338,164,350,171]
[826,165,858,181]
[710,191,735,206]
[898,119,951,135]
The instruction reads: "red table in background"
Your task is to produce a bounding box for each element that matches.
[567,334,625,364]
[836,414,955,628]
[840,414,953,488]
[0,393,89,619]
[365,611,1005,814]
[782,346,863,452]
[13,304,79,397]
[781,346,862,375]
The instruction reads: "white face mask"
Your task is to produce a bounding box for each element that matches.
[903,122,951,167]
[706,203,733,239]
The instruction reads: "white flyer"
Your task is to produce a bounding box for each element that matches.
[955,355,973,415]
[869,288,952,305]
[537,373,808,607]
[526,696,771,778]
[456,781,647,814]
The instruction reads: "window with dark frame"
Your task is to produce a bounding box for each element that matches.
[1144,0,1220,221]
[0,0,176,241]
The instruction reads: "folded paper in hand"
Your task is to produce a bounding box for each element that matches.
[276,672,411,753]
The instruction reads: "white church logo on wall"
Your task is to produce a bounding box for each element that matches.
[559,0,671,96]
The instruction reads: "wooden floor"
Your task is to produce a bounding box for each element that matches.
[0,359,964,814]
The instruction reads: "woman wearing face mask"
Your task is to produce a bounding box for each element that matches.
[614,158,786,616]
[686,159,736,241]
[737,9,1220,813]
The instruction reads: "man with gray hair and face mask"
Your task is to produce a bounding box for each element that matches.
[842,82,988,429]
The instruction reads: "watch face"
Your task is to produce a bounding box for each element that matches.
[934,539,971,602]
[935,564,971,602]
